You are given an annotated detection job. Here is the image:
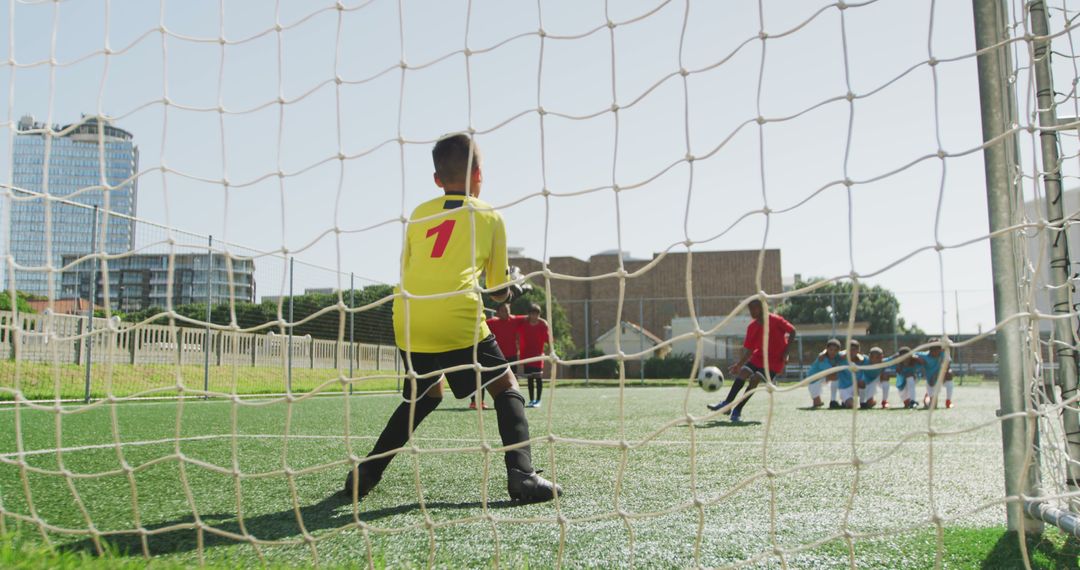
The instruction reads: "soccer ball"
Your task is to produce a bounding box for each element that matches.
[698,366,724,393]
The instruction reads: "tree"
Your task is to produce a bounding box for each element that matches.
[776,277,923,335]
[116,282,570,353]
[224,301,279,331]
[119,306,164,324]
[0,291,37,314]
[117,285,393,343]
[347,284,395,345]
[270,291,340,339]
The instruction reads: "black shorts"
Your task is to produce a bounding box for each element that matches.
[398,335,510,400]
[521,364,544,378]
[742,363,782,379]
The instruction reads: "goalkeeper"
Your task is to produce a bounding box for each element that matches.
[342,134,562,503]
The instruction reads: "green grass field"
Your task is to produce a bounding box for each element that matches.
[0,361,401,401]
[0,382,1075,568]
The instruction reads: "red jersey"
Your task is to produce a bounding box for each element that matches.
[518,319,550,368]
[744,314,795,373]
[486,315,523,358]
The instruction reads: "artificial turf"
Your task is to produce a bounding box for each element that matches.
[0,360,401,401]
[0,382,1065,568]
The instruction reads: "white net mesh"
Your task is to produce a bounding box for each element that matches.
[2,0,1080,567]
[1013,0,1080,535]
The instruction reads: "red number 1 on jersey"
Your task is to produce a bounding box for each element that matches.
[425,220,456,258]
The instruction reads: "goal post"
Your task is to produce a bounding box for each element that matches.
[975,0,1080,537]
[972,0,1044,534]
[1027,0,1080,521]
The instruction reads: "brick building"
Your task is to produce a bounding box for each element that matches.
[511,249,782,353]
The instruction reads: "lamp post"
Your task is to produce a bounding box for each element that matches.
[892,298,899,353]
[826,304,836,338]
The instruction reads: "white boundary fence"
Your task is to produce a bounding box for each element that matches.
[0,310,400,372]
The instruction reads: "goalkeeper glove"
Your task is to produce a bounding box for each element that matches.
[499,266,532,303]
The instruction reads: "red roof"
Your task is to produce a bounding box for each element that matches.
[26,298,103,315]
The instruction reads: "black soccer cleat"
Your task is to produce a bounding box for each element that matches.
[507,468,563,503]
[341,465,381,499]
[706,399,728,412]
[828,401,841,409]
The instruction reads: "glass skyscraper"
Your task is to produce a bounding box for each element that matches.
[59,253,256,312]
[9,115,138,298]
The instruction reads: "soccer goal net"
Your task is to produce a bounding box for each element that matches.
[1,0,1080,567]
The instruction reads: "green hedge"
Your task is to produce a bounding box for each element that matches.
[644,352,695,379]
[569,348,618,379]
[567,350,699,380]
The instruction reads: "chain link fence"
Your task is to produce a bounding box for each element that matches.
[551,294,1010,383]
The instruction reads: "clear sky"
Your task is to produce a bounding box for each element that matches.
[0,0,1070,335]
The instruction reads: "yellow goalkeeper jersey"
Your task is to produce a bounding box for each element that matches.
[392,192,510,353]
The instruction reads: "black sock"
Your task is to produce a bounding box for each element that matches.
[734,381,760,413]
[493,389,533,473]
[733,391,753,413]
[535,376,543,401]
[527,377,536,402]
[364,396,441,477]
[724,378,746,402]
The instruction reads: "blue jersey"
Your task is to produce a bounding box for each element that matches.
[836,364,854,389]
[915,351,947,384]
[806,355,835,383]
[841,351,867,366]
[813,350,863,388]
[887,356,919,389]
[891,363,920,378]
[808,354,854,389]
[857,365,885,383]
[807,354,854,388]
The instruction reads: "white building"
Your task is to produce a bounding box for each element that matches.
[667,315,753,361]
[594,321,670,360]
[1025,188,1080,333]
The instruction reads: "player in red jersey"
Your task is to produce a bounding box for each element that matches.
[518,304,551,408]
[707,299,797,422]
[481,303,524,409]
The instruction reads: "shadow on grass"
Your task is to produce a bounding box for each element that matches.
[980,530,1080,570]
[792,406,918,412]
[691,420,763,428]
[58,492,518,559]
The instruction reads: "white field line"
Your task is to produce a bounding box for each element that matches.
[0,391,402,411]
[0,433,999,460]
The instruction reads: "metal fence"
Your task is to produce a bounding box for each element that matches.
[552,295,1007,382]
[0,190,400,402]
[1,310,398,370]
